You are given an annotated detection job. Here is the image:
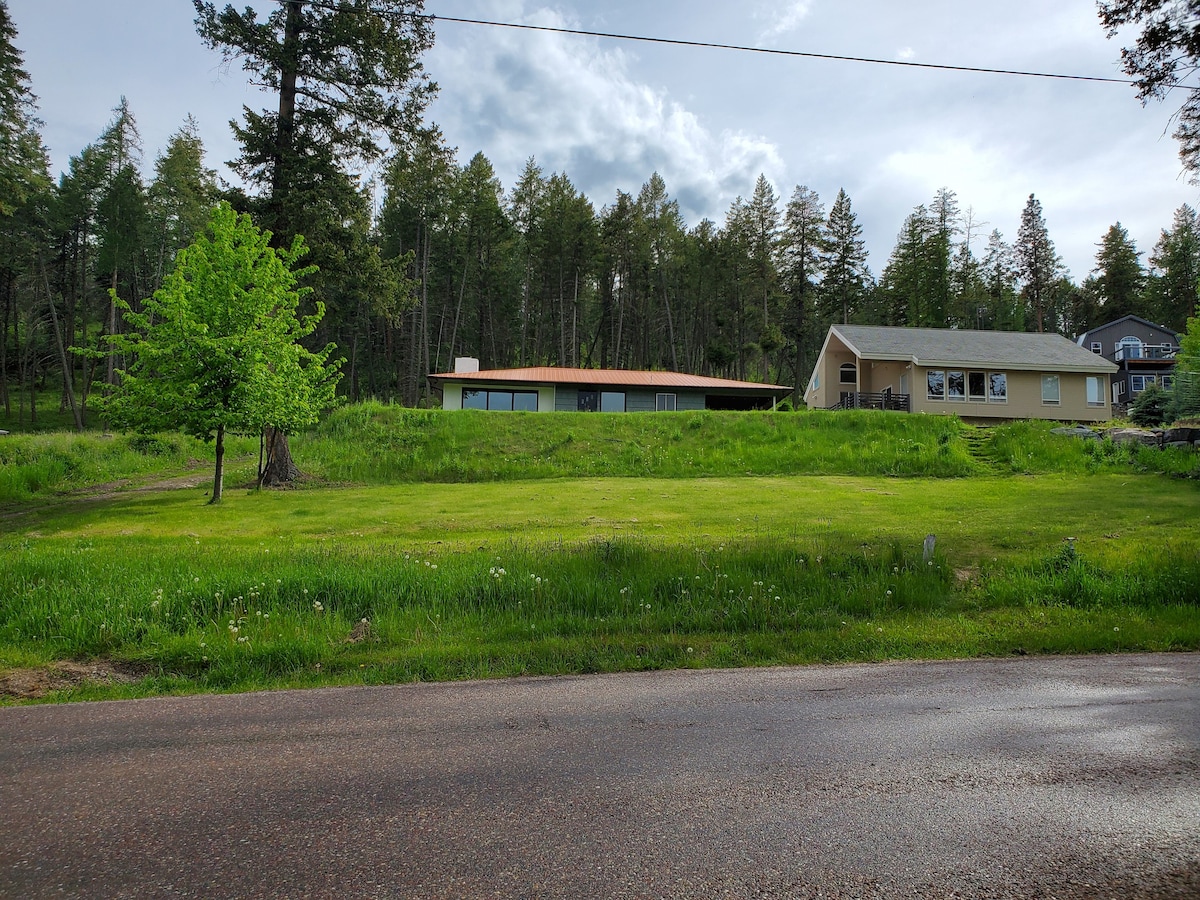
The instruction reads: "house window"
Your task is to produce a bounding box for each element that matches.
[577,390,598,412]
[967,371,986,401]
[1041,375,1061,405]
[988,372,1007,402]
[600,391,626,412]
[1130,374,1156,394]
[1162,375,1175,392]
[947,371,965,401]
[1090,341,1102,354]
[927,370,946,400]
[656,393,677,411]
[464,389,538,411]
[1113,382,1125,401]
[839,363,857,385]
[1086,376,1104,407]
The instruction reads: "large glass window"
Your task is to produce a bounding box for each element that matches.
[839,363,857,385]
[1130,374,1156,393]
[927,370,945,400]
[988,372,1007,402]
[1041,375,1060,404]
[656,393,677,411]
[1117,336,1143,359]
[600,391,626,412]
[968,371,986,401]
[947,371,965,401]
[487,391,514,411]
[1086,376,1104,407]
[463,389,537,411]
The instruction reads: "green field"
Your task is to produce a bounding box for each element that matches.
[2,407,1198,702]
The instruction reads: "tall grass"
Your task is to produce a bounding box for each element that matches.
[0,431,257,503]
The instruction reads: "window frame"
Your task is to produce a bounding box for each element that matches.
[988,372,1007,403]
[926,370,946,401]
[946,370,966,402]
[1086,375,1105,407]
[655,392,677,412]
[839,363,858,385]
[1041,374,1061,405]
[599,391,626,413]
[967,371,986,402]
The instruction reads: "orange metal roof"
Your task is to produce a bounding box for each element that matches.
[429,367,791,392]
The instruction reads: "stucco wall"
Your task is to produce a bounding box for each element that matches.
[913,367,1110,421]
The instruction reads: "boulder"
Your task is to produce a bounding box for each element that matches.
[1164,427,1199,444]
[1104,428,1161,447]
[1051,426,1100,440]
[1165,441,1194,451]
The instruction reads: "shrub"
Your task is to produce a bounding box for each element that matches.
[1130,384,1169,427]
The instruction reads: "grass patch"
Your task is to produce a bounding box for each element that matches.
[2,473,1197,701]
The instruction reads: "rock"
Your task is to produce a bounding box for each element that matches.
[1164,427,1199,444]
[1166,441,1194,450]
[1052,426,1100,439]
[1104,428,1161,447]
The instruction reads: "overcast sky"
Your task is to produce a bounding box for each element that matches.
[8,0,1198,282]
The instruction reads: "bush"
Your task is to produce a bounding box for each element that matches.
[1130,384,1169,427]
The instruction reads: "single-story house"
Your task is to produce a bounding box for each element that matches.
[805,325,1119,422]
[430,359,791,412]
[1074,315,1181,411]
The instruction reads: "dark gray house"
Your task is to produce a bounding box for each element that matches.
[1075,315,1181,410]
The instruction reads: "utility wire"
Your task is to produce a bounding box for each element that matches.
[294,0,1138,86]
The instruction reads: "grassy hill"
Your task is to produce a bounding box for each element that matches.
[2,404,1198,702]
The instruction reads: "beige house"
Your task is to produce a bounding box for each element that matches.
[805,325,1118,422]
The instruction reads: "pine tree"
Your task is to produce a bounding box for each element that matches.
[780,185,824,399]
[146,116,218,290]
[194,0,435,480]
[821,189,871,326]
[1146,204,1200,331]
[1015,194,1063,332]
[1092,222,1144,322]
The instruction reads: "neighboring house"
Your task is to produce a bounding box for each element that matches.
[430,359,791,412]
[1074,315,1181,410]
[805,325,1118,422]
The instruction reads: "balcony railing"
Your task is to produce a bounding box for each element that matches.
[827,391,911,412]
[1115,345,1176,362]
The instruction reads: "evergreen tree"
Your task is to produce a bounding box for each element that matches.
[980,230,1023,331]
[1092,222,1144,322]
[1015,194,1063,332]
[780,185,824,399]
[194,0,434,479]
[820,188,871,325]
[146,116,218,290]
[1146,204,1200,331]
[878,205,933,326]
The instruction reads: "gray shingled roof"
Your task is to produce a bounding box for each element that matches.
[833,325,1118,373]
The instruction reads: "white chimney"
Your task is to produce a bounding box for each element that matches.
[454,357,480,374]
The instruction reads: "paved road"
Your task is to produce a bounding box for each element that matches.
[2,654,1198,899]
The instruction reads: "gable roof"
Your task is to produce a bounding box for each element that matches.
[429,366,791,393]
[1074,315,1181,344]
[831,325,1117,373]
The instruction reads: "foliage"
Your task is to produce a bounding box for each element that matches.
[1130,383,1170,426]
[1015,193,1064,332]
[88,202,341,500]
[1100,0,1200,174]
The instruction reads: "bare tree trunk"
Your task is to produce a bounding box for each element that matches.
[260,426,303,487]
[210,424,226,504]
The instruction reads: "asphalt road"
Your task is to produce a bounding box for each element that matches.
[2,653,1198,899]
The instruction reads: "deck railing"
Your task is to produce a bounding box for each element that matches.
[827,392,911,412]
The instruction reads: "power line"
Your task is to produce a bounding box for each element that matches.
[428,14,1135,86]
[295,1,1137,86]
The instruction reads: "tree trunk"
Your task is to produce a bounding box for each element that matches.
[210,424,225,504]
[260,426,303,487]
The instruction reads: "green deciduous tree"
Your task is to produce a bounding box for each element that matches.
[93,202,341,503]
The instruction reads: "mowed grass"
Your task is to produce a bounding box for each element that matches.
[3,472,1198,701]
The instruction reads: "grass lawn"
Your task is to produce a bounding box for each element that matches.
[3,470,1198,702]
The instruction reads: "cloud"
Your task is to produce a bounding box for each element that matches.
[897,47,915,61]
[428,2,785,222]
[756,1,815,41]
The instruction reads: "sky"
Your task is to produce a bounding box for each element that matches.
[7,0,1198,283]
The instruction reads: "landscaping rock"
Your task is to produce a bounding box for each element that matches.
[1166,441,1194,450]
[1104,427,1161,447]
[1051,425,1100,439]
[1164,427,1199,444]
